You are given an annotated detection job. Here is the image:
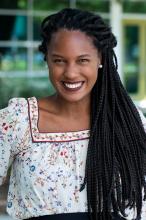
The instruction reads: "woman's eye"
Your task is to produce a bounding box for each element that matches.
[78,59,89,64]
[53,59,65,63]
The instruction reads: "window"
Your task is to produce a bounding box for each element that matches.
[124,26,139,94]
[0,0,109,108]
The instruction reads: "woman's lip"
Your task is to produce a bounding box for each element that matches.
[62,81,84,84]
[61,81,84,91]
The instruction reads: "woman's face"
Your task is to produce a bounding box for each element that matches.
[46,29,101,103]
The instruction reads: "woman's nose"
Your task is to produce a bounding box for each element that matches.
[63,63,79,79]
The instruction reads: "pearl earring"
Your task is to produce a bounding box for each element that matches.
[99,64,103,68]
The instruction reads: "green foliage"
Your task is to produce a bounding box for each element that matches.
[77,0,109,12]
[1,0,146,13]
[0,0,27,9]
[33,0,69,10]
[123,1,146,13]
[0,77,55,109]
[33,0,109,12]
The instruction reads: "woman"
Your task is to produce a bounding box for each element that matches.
[0,8,146,220]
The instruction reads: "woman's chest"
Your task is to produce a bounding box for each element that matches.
[12,141,88,189]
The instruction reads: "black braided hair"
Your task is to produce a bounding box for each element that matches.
[39,8,146,220]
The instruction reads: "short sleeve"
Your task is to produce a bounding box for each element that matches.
[0,98,27,186]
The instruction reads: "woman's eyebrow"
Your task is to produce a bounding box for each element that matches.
[78,54,91,58]
[51,54,91,58]
[52,54,64,58]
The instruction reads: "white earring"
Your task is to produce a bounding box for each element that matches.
[99,64,103,68]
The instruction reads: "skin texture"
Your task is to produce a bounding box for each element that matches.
[38,29,101,132]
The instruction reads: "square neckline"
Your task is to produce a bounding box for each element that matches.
[27,97,90,142]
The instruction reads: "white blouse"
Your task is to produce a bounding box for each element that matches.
[0,97,146,220]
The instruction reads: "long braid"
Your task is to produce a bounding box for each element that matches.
[39,8,146,220]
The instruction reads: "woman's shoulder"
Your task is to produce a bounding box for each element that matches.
[1,97,28,111]
[0,97,31,128]
[37,95,56,112]
[8,97,28,109]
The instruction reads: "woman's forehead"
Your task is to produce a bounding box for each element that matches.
[48,29,98,55]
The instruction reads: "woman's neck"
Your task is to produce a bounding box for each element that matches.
[51,93,91,120]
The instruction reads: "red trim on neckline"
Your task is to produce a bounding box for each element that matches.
[27,97,90,143]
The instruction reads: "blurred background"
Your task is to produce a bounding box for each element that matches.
[0,0,146,219]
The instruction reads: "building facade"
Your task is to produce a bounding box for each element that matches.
[0,0,146,111]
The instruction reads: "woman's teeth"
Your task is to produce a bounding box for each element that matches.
[63,82,83,89]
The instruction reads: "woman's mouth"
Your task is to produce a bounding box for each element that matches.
[62,81,84,91]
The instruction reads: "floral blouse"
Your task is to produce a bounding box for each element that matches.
[0,97,146,220]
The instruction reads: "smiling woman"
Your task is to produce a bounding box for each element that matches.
[45,29,101,104]
[0,8,146,220]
